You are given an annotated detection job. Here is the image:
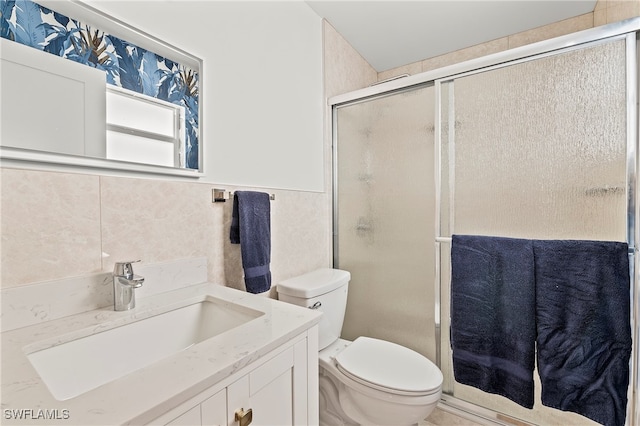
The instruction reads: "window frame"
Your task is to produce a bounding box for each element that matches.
[106,86,186,168]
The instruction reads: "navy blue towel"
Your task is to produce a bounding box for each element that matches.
[451,235,536,408]
[230,191,271,294]
[534,240,631,426]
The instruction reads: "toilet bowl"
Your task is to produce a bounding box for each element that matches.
[319,338,442,425]
[277,268,443,426]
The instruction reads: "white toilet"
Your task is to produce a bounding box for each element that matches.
[277,268,443,426]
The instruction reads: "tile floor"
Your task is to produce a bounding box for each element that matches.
[422,407,485,426]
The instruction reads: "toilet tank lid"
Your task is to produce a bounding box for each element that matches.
[277,268,350,298]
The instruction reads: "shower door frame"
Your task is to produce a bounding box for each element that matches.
[330,17,640,425]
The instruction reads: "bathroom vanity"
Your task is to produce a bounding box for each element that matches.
[157,328,314,426]
[1,282,321,425]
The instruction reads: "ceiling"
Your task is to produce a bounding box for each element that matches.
[306,1,598,72]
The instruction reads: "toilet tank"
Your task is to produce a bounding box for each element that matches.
[277,269,350,350]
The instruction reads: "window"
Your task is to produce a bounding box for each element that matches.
[106,87,186,168]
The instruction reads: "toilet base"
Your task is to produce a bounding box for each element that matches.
[319,373,357,426]
[319,362,440,426]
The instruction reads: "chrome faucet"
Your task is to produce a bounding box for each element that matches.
[113,260,145,311]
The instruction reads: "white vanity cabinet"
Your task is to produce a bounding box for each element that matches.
[2,282,322,425]
[156,327,318,426]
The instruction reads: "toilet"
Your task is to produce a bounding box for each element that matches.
[277,268,443,426]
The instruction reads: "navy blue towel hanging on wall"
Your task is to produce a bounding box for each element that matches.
[230,191,271,294]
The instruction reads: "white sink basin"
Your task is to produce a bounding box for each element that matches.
[26,297,263,401]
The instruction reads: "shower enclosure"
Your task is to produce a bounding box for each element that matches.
[332,19,639,425]
[334,86,437,360]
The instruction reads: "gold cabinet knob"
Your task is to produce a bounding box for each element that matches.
[234,408,253,426]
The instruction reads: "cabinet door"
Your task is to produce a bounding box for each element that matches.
[227,347,295,426]
[201,389,227,426]
[148,330,315,426]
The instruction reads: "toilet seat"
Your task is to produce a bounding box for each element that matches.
[334,336,442,397]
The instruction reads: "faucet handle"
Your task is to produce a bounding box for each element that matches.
[113,260,141,278]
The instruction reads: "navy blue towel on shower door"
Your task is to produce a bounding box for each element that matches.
[230,191,272,294]
[450,235,536,409]
[534,240,631,426]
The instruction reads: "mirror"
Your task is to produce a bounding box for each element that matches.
[0,0,202,176]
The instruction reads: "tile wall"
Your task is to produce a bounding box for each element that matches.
[0,169,331,296]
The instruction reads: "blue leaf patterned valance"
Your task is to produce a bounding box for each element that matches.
[1,0,200,169]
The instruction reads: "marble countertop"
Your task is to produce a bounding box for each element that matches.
[1,283,322,425]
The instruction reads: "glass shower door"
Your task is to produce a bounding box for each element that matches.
[333,85,437,361]
[439,36,629,425]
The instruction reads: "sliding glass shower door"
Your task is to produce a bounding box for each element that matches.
[333,86,437,361]
[439,36,630,425]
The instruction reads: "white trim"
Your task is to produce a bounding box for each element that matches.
[0,146,204,178]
